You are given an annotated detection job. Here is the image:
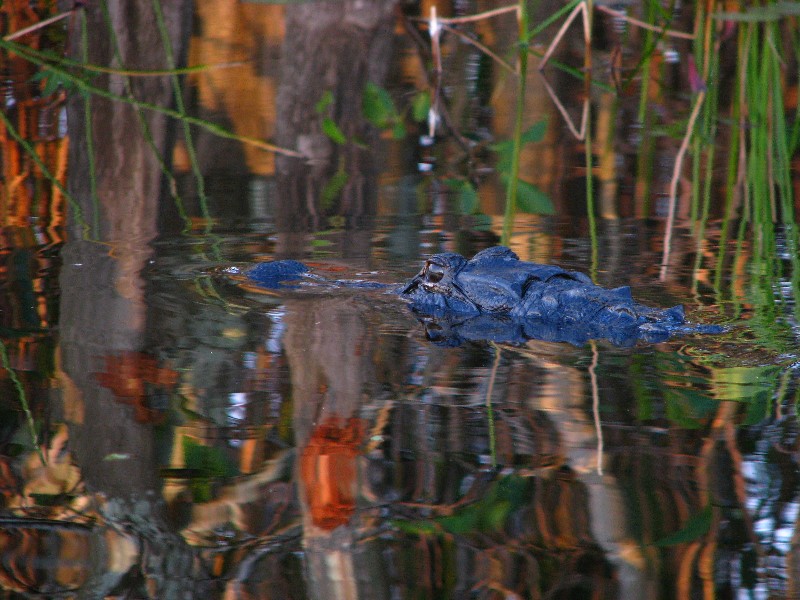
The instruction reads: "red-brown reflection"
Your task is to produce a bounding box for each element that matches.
[93,352,178,423]
[299,416,365,530]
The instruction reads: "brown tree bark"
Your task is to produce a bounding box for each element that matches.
[275,0,396,231]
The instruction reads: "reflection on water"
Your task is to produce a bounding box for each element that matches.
[1,217,799,598]
[1,0,800,598]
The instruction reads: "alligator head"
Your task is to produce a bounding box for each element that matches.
[399,246,723,346]
[400,246,594,316]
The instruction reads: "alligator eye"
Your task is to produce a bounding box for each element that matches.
[424,262,445,283]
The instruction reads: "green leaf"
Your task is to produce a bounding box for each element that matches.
[315,90,334,114]
[182,437,238,479]
[363,81,397,128]
[516,179,554,214]
[31,67,83,97]
[519,120,548,144]
[492,140,514,174]
[653,504,713,547]
[500,175,554,214]
[411,91,431,122]
[438,510,479,534]
[391,120,407,140]
[715,3,800,21]
[392,519,438,535]
[490,119,549,172]
[444,178,479,215]
[320,170,348,209]
[322,117,347,145]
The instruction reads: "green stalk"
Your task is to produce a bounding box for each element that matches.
[750,22,771,224]
[692,4,719,291]
[584,0,596,278]
[0,38,300,157]
[80,11,100,239]
[151,0,210,226]
[688,0,704,223]
[767,21,794,223]
[714,22,743,295]
[501,0,530,245]
[529,0,579,36]
[0,340,45,466]
[637,0,656,123]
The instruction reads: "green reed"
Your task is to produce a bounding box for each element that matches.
[689,3,718,291]
[0,37,300,152]
[500,0,531,245]
[635,0,657,124]
[150,0,210,229]
[78,11,100,238]
[584,1,597,275]
[0,340,45,465]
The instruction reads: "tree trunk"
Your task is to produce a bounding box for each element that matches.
[275,0,396,231]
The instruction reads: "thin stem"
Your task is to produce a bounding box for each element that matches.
[151,0,210,223]
[80,11,100,239]
[486,343,501,468]
[595,4,694,39]
[0,38,303,157]
[3,8,78,41]
[584,0,596,278]
[0,340,45,466]
[661,90,707,281]
[501,0,529,245]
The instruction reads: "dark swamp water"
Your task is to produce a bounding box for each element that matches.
[1,0,800,598]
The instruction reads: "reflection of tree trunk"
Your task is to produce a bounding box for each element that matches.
[275,0,395,231]
[282,296,392,598]
[283,297,378,447]
[57,3,210,594]
[60,0,191,497]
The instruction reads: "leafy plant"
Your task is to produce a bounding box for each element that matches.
[362,81,406,139]
[492,121,554,215]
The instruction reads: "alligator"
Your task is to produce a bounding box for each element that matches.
[241,246,723,346]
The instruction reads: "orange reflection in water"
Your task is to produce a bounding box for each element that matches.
[299,417,365,531]
[93,352,178,423]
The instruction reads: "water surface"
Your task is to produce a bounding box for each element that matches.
[1,0,799,597]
